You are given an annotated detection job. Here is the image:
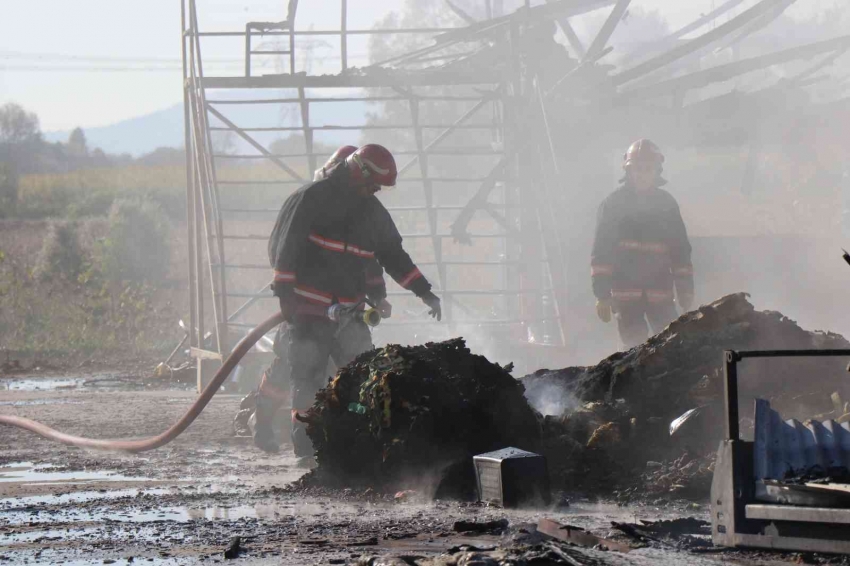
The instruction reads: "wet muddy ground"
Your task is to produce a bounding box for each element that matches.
[0,372,843,565]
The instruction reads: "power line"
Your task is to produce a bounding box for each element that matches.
[0,50,240,64]
[1,66,212,73]
[0,50,369,64]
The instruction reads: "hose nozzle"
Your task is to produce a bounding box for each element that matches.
[327,303,381,326]
[362,308,381,327]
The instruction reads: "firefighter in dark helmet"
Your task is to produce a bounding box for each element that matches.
[591,139,694,348]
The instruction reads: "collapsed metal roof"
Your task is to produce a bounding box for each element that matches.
[754,398,850,481]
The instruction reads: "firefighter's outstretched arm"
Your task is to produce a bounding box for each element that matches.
[591,200,615,323]
[374,211,440,321]
[669,201,694,312]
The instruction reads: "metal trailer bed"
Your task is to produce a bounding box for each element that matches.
[711,348,850,554]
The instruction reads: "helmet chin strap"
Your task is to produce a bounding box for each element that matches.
[351,153,371,179]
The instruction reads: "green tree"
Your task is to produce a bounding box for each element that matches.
[34,221,84,282]
[0,103,41,145]
[67,127,88,157]
[101,198,172,284]
[0,103,43,214]
[0,161,18,217]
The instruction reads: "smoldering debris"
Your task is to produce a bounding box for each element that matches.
[525,292,850,497]
[300,338,541,497]
[354,539,609,566]
[299,293,850,502]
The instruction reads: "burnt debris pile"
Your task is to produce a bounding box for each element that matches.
[301,293,850,500]
[302,337,541,495]
[524,293,850,497]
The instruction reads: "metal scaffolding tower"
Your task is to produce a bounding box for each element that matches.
[181,0,579,387]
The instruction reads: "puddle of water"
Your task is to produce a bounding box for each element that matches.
[0,487,174,508]
[0,377,85,391]
[4,506,242,526]
[0,373,149,392]
[59,560,176,566]
[58,560,177,566]
[173,501,333,521]
[0,462,151,485]
[2,501,295,526]
[1,526,98,544]
[1,506,189,526]
[0,399,83,407]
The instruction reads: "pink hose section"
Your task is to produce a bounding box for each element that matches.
[0,312,284,453]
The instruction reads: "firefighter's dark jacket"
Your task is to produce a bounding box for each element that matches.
[268,167,431,308]
[591,184,693,305]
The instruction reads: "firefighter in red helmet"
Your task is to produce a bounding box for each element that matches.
[591,139,694,349]
[313,145,393,319]
[313,145,357,181]
[252,144,441,460]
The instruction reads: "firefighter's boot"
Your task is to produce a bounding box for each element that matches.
[250,396,280,454]
[290,410,314,458]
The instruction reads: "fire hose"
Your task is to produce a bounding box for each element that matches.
[0,311,284,453]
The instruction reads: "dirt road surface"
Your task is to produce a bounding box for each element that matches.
[0,372,840,565]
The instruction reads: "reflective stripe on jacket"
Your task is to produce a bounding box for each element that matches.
[591,184,693,304]
[268,166,430,310]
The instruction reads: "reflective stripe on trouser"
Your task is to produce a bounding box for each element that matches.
[615,300,678,350]
[288,317,373,457]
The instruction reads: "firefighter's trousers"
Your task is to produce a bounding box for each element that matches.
[615,298,678,349]
[258,315,373,456]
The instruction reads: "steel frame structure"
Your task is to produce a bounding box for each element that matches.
[182,0,850,389]
[181,0,582,388]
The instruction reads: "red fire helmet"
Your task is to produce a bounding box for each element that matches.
[345,144,397,188]
[313,145,358,181]
[623,138,664,168]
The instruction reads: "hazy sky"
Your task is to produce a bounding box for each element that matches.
[0,0,835,132]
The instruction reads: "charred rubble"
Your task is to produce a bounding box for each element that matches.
[301,293,850,500]
[526,292,850,497]
[300,338,542,497]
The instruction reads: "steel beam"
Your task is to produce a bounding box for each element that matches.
[181,0,197,350]
[206,105,305,181]
[200,72,501,89]
[559,19,587,59]
[617,34,850,101]
[190,0,229,355]
[623,0,746,63]
[397,94,497,176]
[583,0,630,63]
[407,96,449,326]
[612,0,801,87]
[434,0,615,46]
[340,0,348,71]
[450,158,507,243]
[444,0,477,25]
[712,0,797,53]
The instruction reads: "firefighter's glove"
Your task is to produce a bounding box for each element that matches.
[596,299,612,323]
[420,291,442,321]
[678,293,694,313]
[377,298,393,319]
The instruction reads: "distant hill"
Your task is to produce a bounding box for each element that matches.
[44,93,373,157]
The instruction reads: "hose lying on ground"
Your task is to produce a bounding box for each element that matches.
[0,312,284,453]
